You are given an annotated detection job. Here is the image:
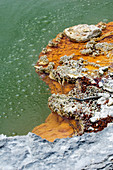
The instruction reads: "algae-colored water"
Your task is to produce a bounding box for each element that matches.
[0,0,113,136]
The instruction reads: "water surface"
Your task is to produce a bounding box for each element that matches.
[0,0,113,136]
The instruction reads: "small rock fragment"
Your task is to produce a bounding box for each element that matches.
[38,55,49,65]
[81,48,92,55]
[48,40,58,47]
[96,22,106,30]
[63,24,102,42]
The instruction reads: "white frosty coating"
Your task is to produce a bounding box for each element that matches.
[108,97,113,106]
[90,105,113,122]
[95,42,113,51]
[99,66,109,75]
[90,93,113,122]
[59,54,74,64]
[49,83,113,124]
[63,24,102,42]
[49,58,99,85]
[49,59,87,83]
[99,81,103,87]
[80,41,113,57]
[100,77,113,93]
[97,97,107,105]
[48,86,104,119]
[0,125,113,170]
[0,134,6,140]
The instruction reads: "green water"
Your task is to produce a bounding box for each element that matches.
[0,0,113,136]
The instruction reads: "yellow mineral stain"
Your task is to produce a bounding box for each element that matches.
[32,22,113,142]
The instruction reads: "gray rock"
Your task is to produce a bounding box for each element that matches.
[0,124,113,170]
[63,24,102,42]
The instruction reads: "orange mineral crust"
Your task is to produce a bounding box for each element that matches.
[32,113,83,142]
[37,22,113,94]
[32,22,113,142]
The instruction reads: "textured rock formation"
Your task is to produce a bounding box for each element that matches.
[0,124,113,169]
[33,22,113,142]
[63,24,102,42]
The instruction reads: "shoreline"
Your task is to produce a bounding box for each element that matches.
[32,22,113,142]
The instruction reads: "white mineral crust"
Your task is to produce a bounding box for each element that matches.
[90,104,113,122]
[63,24,102,42]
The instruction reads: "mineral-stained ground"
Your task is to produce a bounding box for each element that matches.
[0,22,113,170]
[33,22,113,142]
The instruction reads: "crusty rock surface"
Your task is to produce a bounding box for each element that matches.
[63,24,102,42]
[0,124,113,170]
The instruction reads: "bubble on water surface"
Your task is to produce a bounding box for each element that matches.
[27,73,31,76]
[17,114,20,117]
[8,61,12,64]
[31,92,34,95]
[27,84,30,87]
[2,112,6,115]
[15,68,19,71]
[29,44,33,47]
[103,19,108,22]
[43,20,49,23]
[32,49,36,52]
[41,28,47,32]
[11,132,17,136]
[17,80,21,83]
[22,89,26,92]
[31,63,35,66]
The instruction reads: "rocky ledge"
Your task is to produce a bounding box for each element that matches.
[0,124,113,170]
[33,22,113,142]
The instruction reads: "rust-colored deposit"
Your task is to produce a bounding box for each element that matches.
[32,113,83,142]
[32,22,113,142]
